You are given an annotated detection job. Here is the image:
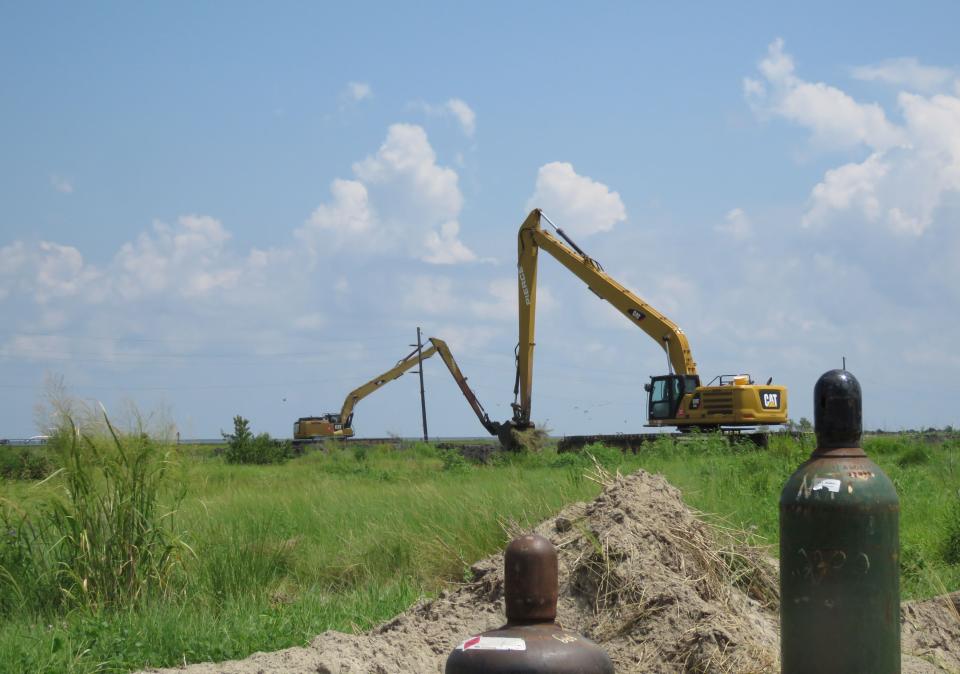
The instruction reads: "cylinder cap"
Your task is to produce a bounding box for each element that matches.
[814,369,862,449]
[504,534,558,623]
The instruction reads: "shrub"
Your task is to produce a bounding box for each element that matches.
[897,444,931,467]
[582,443,624,468]
[943,496,960,565]
[0,412,187,613]
[351,444,370,463]
[0,446,53,480]
[222,416,291,465]
[901,540,928,585]
[439,448,470,472]
[551,451,591,469]
[407,441,439,459]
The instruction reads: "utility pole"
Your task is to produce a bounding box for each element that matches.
[416,326,429,442]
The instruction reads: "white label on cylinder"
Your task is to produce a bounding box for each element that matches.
[457,636,527,651]
[812,478,842,493]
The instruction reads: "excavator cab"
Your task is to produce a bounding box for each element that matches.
[645,374,701,421]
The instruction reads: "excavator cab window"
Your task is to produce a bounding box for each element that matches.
[648,376,677,420]
[648,374,698,420]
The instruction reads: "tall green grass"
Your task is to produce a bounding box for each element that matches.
[0,441,617,673]
[0,413,188,614]
[0,433,958,674]
[624,432,960,599]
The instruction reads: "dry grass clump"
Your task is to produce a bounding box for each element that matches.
[666,510,780,609]
[546,469,782,673]
[504,425,551,453]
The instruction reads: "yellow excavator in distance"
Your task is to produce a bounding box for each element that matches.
[294,337,501,441]
[505,208,788,438]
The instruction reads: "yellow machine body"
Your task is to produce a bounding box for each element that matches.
[645,374,788,428]
[293,414,351,439]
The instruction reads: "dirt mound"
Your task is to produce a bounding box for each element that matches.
[143,469,960,673]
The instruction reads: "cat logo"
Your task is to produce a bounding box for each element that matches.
[628,308,646,321]
[760,390,781,409]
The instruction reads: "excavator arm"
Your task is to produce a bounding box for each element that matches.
[428,337,502,436]
[338,344,439,431]
[513,209,696,428]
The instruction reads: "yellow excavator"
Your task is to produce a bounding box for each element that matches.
[294,337,501,441]
[505,208,787,437]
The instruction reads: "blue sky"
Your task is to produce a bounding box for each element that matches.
[2,2,959,438]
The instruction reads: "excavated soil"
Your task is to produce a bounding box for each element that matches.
[143,469,960,673]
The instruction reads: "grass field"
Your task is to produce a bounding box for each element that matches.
[1,432,958,673]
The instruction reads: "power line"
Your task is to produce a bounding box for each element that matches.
[0,330,411,348]
[0,373,364,392]
[0,343,426,364]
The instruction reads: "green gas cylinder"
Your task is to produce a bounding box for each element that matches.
[780,369,900,673]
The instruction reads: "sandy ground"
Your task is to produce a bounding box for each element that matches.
[142,469,960,673]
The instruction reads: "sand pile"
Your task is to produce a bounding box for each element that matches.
[144,468,960,673]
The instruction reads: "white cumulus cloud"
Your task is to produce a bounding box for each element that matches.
[344,81,372,102]
[401,275,459,314]
[0,241,103,305]
[423,221,477,264]
[716,208,752,239]
[802,153,890,229]
[35,242,100,302]
[50,175,74,194]
[353,123,463,221]
[747,39,960,237]
[296,123,477,264]
[112,215,241,299]
[413,98,477,137]
[352,123,475,263]
[527,162,627,237]
[296,179,378,255]
[851,57,955,93]
[745,38,905,151]
[445,99,476,137]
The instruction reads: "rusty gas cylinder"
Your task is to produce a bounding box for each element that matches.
[445,534,614,673]
[780,369,900,673]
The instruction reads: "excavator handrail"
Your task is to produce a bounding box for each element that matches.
[512,208,697,428]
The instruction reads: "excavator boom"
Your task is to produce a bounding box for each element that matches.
[514,209,696,427]
[510,208,786,432]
